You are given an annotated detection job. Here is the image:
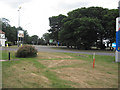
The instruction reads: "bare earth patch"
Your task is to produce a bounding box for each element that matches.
[38,57,118,88]
[37,52,72,59]
[39,59,86,68]
[52,67,118,88]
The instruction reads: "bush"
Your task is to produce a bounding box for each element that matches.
[16,45,38,58]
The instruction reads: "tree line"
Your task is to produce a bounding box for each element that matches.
[1,18,46,45]
[1,6,118,49]
[46,7,118,50]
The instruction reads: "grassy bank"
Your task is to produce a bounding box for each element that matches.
[2,51,118,88]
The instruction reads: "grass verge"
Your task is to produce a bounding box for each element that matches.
[2,50,118,88]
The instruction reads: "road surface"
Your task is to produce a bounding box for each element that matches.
[35,45,115,56]
[0,45,115,56]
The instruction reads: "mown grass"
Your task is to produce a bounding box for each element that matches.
[2,50,118,88]
[51,47,114,53]
[2,51,75,88]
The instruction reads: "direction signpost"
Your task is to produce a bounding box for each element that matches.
[115,1,120,62]
[18,30,24,47]
[116,17,120,62]
[112,43,116,48]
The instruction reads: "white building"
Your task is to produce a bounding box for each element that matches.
[0,30,6,47]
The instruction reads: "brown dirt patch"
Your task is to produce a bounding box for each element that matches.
[52,68,118,88]
[39,59,86,68]
[37,52,73,59]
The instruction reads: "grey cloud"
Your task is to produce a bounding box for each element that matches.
[1,0,32,8]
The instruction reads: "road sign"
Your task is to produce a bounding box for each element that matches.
[112,43,116,48]
[116,18,120,52]
[115,17,120,62]
[18,30,24,37]
[49,39,53,43]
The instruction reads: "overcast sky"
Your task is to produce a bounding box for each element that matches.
[0,0,118,38]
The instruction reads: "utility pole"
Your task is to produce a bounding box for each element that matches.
[17,6,21,47]
[18,6,21,28]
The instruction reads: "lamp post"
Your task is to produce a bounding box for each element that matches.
[18,6,21,28]
[17,6,21,47]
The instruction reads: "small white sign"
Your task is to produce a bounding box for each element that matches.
[0,34,5,39]
[18,30,24,37]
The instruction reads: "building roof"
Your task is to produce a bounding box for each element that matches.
[0,30,5,34]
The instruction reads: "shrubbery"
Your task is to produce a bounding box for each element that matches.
[16,45,38,58]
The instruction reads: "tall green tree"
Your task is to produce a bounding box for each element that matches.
[48,7,118,49]
[67,7,109,49]
[24,30,31,44]
[42,33,50,44]
[31,35,39,45]
[2,18,17,44]
[103,9,118,43]
[49,14,67,42]
[38,37,45,45]
[60,17,103,49]
[2,18,32,45]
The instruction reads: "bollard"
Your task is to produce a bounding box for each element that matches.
[8,52,10,61]
[93,53,95,68]
[7,44,8,47]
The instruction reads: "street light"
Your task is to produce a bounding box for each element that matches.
[18,6,21,27]
[17,6,21,47]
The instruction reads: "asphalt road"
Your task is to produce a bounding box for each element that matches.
[34,45,115,56]
[0,45,116,56]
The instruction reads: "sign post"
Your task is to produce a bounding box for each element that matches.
[93,53,95,68]
[115,17,120,62]
[18,30,24,47]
